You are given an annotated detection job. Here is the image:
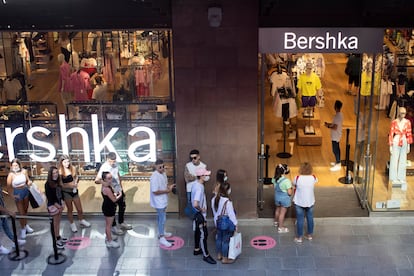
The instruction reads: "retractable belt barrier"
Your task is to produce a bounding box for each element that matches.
[0,214,67,264]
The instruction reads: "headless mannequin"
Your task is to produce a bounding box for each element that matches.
[297,63,321,118]
[389,107,413,189]
[58,53,73,105]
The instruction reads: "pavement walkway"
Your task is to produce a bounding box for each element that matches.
[0,215,414,275]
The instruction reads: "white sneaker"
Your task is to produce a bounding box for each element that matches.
[164,232,172,238]
[111,226,124,235]
[330,164,341,172]
[20,229,26,239]
[330,162,336,166]
[79,219,91,228]
[12,239,26,248]
[119,222,133,230]
[0,245,11,254]
[70,223,78,233]
[159,237,172,247]
[106,240,120,248]
[25,224,34,233]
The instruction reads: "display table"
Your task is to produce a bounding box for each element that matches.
[297,128,322,145]
[296,108,321,129]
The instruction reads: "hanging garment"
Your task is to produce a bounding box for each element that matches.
[360,71,372,96]
[58,62,72,92]
[70,70,91,101]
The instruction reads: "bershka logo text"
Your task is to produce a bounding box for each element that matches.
[1,114,157,163]
[284,32,358,50]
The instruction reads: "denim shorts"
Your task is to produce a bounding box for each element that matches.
[275,193,291,208]
[62,189,79,200]
[13,186,29,202]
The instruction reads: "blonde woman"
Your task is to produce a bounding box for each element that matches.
[58,155,90,233]
[6,158,33,239]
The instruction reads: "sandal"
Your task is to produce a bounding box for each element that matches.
[294,237,303,244]
[304,235,313,241]
[277,227,289,233]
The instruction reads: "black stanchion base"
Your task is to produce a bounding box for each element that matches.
[8,249,29,261]
[47,253,67,265]
[263,177,273,185]
[338,176,353,184]
[277,152,292,158]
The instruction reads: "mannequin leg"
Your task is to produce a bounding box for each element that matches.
[389,144,399,182]
[397,139,407,183]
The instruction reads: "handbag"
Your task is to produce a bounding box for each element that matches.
[47,205,60,216]
[216,200,235,232]
[228,232,242,260]
[29,183,46,209]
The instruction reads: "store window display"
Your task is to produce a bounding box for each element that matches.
[389,107,413,190]
[296,62,322,116]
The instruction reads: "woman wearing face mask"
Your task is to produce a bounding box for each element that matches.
[58,155,90,233]
[45,166,66,249]
[6,158,33,239]
[211,179,238,264]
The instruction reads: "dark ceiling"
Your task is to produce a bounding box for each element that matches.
[0,0,412,30]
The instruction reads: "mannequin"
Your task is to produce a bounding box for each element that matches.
[296,62,322,117]
[67,43,80,71]
[58,53,73,105]
[389,107,413,189]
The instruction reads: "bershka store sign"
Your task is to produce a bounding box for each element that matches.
[259,28,384,53]
[2,114,157,163]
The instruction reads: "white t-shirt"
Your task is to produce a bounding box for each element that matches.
[97,162,122,193]
[331,112,343,142]
[149,170,168,209]
[293,175,317,208]
[185,161,206,192]
[191,180,206,218]
[211,196,238,227]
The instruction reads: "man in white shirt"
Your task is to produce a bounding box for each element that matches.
[95,152,132,235]
[191,167,216,264]
[150,159,176,247]
[324,100,343,172]
[184,149,206,217]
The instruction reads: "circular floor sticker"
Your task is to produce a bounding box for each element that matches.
[160,236,184,250]
[65,237,91,250]
[250,235,276,250]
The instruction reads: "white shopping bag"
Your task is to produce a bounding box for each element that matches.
[29,182,46,208]
[228,232,242,260]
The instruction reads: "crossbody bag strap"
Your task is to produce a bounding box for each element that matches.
[220,200,229,216]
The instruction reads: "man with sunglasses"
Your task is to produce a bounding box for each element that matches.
[150,159,176,247]
[184,149,207,217]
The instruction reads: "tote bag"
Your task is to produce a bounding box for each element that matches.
[29,183,46,208]
[228,232,242,260]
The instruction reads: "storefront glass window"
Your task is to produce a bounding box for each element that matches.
[0,30,176,213]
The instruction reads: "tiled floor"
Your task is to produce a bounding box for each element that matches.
[1,215,414,275]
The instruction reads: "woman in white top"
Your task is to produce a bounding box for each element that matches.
[211,178,238,264]
[293,162,318,244]
[6,158,33,239]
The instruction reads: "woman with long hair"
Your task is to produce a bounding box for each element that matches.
[58,155,90,233]
[6,158,33,239]
[44,166,66,249]
[211,169,237,264]
[273,163,293,233]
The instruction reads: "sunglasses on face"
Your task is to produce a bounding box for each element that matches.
[191,156,198,160]
[158,165,165,169]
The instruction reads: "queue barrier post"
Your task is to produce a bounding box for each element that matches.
[47,216,66,265]
[7,215,28,261]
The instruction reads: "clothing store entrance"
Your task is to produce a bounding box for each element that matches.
[257,28,384,218]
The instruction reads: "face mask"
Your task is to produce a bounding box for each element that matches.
[111,163,117,168]
[204,176,210,182]
[224,176,228,182]
[53,176,58,181]
[12,168,20,173]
